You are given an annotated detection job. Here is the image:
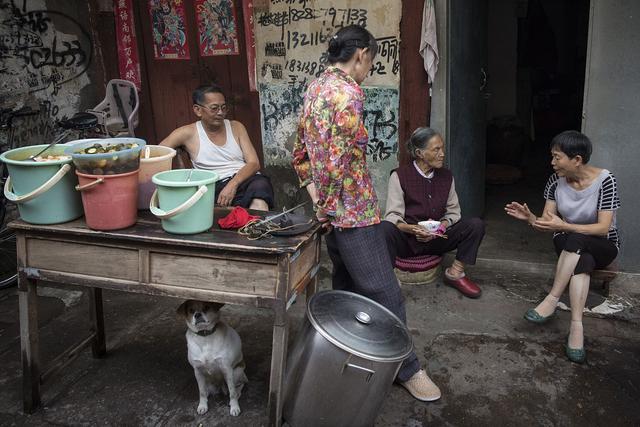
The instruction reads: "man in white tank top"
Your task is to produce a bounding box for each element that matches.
[160,84,274,211]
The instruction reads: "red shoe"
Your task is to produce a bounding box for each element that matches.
[443,275,482,298]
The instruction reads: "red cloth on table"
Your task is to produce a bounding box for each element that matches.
[217,206,260,229]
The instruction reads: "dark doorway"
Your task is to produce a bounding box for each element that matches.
[481,0,591,263]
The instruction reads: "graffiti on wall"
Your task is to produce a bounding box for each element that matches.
[253,0,401,167]
[259,81,399,165]
[0,0,93,144]
[363,88,399,163]
[0,1,92,103]
[254,2,400,87]
[258,80,308,163]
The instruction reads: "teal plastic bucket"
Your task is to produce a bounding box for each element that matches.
[1,144,83,224]
[150,169,218,234]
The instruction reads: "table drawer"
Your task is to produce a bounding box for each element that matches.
[26,239,139,281]
[149,252,277,296]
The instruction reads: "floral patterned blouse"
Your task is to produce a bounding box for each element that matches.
[292,66,380,228]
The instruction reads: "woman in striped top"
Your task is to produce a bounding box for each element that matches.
[505,131,620,363]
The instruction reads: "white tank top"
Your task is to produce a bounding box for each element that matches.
[192,120,245,180]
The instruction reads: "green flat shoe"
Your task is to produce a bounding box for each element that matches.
[565,342,586,364]
[523,308,555,324]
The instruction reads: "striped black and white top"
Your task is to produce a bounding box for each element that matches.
[544,170,621,248]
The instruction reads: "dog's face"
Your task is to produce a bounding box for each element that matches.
[177,300,225,333]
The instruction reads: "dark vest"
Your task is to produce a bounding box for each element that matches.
[395,164,453,225]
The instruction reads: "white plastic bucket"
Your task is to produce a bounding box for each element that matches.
[138,145,176,209]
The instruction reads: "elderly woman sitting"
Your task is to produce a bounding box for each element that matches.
[382,127,485,298]
[506,130,621,363]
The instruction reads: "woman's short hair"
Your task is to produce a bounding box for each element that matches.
[192,84,224,105]
[407,127,440,160]
[327,25,378,65]
[550,130,592,164]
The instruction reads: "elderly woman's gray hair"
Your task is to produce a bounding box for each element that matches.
[406,127,440,160]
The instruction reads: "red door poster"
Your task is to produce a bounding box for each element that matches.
[195,0,240,56]
[148,0,191,59]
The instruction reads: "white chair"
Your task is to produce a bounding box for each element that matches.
[87,79,139,137]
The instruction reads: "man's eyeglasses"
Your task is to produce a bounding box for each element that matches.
[196,103,227,114]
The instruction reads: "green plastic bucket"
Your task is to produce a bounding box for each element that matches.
[150,169,218,234]
[1,144,83,224]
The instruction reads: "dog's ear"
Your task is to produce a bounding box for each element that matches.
[176,300,190,318]
[211,302,225,312]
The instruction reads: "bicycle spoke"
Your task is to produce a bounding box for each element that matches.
[0,229,17,288]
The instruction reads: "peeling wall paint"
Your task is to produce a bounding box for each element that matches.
[0,0,98,147]
[253,0,402,209]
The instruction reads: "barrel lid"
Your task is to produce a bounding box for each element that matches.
[306,290,413,362]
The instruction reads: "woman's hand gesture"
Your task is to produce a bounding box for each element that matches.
[533,211,566,232]
[505,201,534,223]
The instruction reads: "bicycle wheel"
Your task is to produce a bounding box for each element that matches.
[0,172,18,289]
[0,226,17,289]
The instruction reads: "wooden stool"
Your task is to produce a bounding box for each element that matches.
[394,255,443,285]
[591,261,619,297]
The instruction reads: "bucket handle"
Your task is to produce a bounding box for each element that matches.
[343,363,376,383]
[149,185,208,219]
[4,163,71,204]
[75,178,105,191]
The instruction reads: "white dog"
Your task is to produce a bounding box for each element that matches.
[177,300,248,416]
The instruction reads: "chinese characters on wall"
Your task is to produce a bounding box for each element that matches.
[252,0,402,165]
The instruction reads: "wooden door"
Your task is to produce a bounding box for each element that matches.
[134,0,262,164]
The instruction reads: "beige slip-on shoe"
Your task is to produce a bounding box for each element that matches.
[400,369,442,402]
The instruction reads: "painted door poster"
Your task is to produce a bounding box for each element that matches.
[195,0,240,56]
[148,0,190,59]
[115,0,142,89]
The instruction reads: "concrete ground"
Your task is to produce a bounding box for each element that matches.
[1,191,639,426]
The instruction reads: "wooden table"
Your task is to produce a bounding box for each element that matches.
[11,209,321,426]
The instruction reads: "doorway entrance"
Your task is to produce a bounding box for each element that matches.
[481,0,591,263]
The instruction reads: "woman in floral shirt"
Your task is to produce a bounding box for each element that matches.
[292,25,441,402]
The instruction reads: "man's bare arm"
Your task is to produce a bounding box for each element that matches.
[159,124,198,158]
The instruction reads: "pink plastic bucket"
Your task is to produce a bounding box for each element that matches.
[76,170,139,230]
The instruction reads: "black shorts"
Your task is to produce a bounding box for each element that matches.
[553,232,618,275]
[215,174,274,209]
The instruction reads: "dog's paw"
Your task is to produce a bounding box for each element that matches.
[229,403,241,416]
[197,402,209,415]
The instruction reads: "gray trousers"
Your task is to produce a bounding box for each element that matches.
[324,223,421,382]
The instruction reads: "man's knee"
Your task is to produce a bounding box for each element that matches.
[249,198,269,211]
[247,175,273,193]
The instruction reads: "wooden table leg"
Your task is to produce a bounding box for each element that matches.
[306,275,318,302]
[268,300,289,427]
[89,288,106,358]
[306,235,321,303]
[19,278,40,413]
